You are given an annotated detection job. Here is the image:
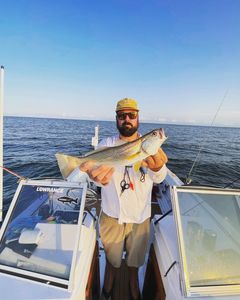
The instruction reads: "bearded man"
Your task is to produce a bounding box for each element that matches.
[80,98,168,300]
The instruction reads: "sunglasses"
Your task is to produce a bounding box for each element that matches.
[116,111,138,120]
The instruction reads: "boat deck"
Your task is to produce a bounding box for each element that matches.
[113,254,165,300]
[113,260,131,300]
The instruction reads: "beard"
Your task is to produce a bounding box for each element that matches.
[117,120,139,137]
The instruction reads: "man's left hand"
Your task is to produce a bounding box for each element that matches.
[141,148,168,172]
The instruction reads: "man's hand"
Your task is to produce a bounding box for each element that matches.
[141,148,168,172]
[80,161,115,185]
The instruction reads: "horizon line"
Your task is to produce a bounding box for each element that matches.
[4,114,240,129]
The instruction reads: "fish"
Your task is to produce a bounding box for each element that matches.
[56,128,167,179]
[57,196,78,204]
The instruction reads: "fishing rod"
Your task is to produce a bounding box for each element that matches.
[0,165,26,180]
[0,66,4,221]
[185,89,229,185]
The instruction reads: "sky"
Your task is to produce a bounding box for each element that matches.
[0,0,240,126]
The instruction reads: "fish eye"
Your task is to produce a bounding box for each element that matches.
[152,131,157,136]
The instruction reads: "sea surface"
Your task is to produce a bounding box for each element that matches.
[3,116,240,213]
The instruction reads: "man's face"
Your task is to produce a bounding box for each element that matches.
[116,110,139,137]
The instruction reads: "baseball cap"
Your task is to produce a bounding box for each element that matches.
[115,98,139,112]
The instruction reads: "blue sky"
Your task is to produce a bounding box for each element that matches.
[0,0,239,126]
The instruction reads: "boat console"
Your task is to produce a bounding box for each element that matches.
[0,179,98,300]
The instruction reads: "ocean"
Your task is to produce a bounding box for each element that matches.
[3,116,240,213]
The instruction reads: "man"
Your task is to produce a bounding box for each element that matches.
[80,98,168,300]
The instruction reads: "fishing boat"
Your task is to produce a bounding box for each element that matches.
[0,66,240,299]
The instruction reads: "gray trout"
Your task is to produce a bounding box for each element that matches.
[56,128,167,179]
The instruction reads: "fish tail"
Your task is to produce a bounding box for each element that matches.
[55,153,84,179]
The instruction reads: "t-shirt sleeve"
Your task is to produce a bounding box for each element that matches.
[148,164,167,183]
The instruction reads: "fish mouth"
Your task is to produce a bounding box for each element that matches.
[159,128,167,139]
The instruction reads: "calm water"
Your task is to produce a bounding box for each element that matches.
[3,116,240,212]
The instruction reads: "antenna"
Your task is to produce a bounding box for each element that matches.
[0,66,4,222]
[91,124,99,149]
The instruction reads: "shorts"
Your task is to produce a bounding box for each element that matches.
[99,212,150,268]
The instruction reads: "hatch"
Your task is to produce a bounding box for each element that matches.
[172,186,240,297]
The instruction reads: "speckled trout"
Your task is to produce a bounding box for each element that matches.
[56,128,167,179]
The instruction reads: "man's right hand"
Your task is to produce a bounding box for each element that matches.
[80,161,115,185]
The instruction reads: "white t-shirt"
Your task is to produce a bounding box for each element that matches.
[98,135,167,224]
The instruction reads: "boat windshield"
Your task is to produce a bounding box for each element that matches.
[0,180,86,289]
[173,186,240,297]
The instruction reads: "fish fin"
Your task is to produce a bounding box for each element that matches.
[133,161,142,172]
[55,153,84,179]
[126,151,142,161]
[125,152,143,171]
